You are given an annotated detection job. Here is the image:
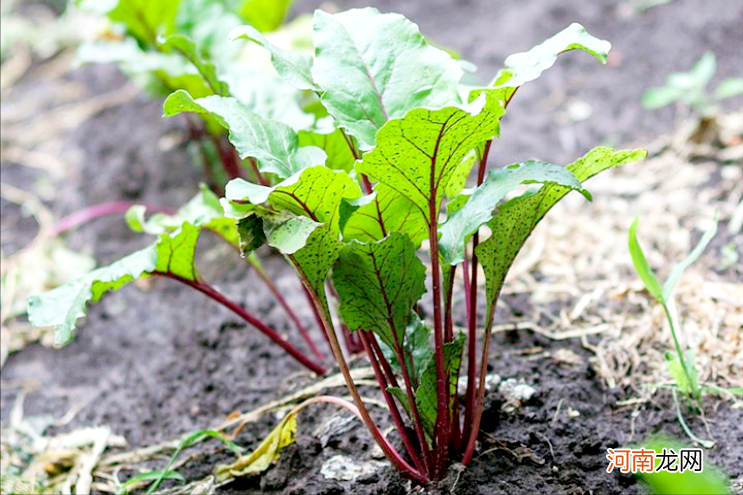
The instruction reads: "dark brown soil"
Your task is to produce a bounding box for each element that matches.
[1,0,741,494]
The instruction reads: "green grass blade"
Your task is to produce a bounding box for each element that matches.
[628,216,664,302]
[662,220,717,301]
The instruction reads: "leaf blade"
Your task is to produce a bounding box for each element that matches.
[311,7,462,149]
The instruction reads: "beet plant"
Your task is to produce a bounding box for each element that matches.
[29,6,646,485]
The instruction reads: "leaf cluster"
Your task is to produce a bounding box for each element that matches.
[29,5,647,485]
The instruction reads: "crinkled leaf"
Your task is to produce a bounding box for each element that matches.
[264,214,322,255]
[235,0,294,33]
[285,224,343,303]
[440,160,583,265]
[629,216,664,302]
[332,232,426,351]
[107,0,182,45]
[415,333,465,439]
[226,70,314,131]
[160,34,229,96]
[444,151,477,199]
[224,166,361,234]
[230,24,317,90]
[298,128,356,172]
[492,23,610,88]
[214,411,297,481]
[163,90,325,178]
[28,224,201,345]
[662,220,717,301]
[358,93,506,231]
[311,7,462,150]
[77,39,215,99]
[477,147,646,324]
[342,184,428,248]
[380,312,433,386]
[127,184,238,246]
[237,214,266,256]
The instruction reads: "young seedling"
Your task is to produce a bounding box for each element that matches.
[29,7,647,485]
[642,52,743,118]
[628,216,718,448]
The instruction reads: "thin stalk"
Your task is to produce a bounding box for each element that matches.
[296,271,427,484]
[663,303,700,402]
[157,271,326,376]
[367,332,399,388]
[462,139,492,450]
[302,284,333,350]
[247,255,326,361]
[210,134,241,181]
[428,215,449,478]
[390,320,433,474]
[443,265,462,453]
[461,283,501,465]
[339,127,372,195]
[248,157,269,186]
[326,281,364,354]
[49,201,175,238]
[359,331,427,475]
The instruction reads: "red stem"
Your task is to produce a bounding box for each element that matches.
[49,201,175,238]
[301,284,332,350]
[295,267,427,484]
[248,157,269,186]
[157,272,326,376]
[247,256,326,362]
[429,212,449,478]
[359,331,427,475]
[461,139,492,448]
[368,333,399,388]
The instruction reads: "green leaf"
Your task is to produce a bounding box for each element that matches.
[714,77,743,100]
[224,166,361,235]
[28,224,201,345]
[230,24,318,91]
[666,350,699,398]
[284,224,343,302]
[439,160,583,266]
[629,216,664,302]
[148,429,243,494]
[77,39,216,99]
[662,220,717,301]
[311,7,462,150]
[332,232,426,351]
[263,214,322,255]
[107,0,182,45]
[477,147,647,323]
[117,471,185,495]
[689,51,716,89]
[127,184,238,246]
[235,0,294,33]
[414,333,465,440]
[298,128,356,172]
[163,90,326,178]
[160,34,229,96]
[491,23,611,89]
[378,312,433,387]
[635,435,730,494]
[642,86,684,109]
[358,93,507,231]
[237,214,266,256]
[342,184,428,248]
